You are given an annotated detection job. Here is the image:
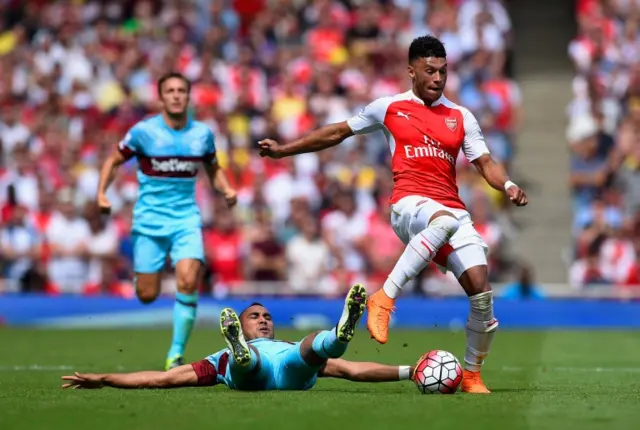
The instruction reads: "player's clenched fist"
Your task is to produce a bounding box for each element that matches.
[258,139,284,159]
[224,188,238,208]
[506,185,528,207]
[97,193,112,214]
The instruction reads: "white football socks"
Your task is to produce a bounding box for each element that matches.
[464,291,499,372]
[382,215,459,299]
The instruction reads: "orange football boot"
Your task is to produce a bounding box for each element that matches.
[366,289,395,344]
[461,370,491,394]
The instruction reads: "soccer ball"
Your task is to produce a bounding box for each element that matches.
[413,350,463,394]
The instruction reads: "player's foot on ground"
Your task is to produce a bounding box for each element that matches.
[461,370,491,394]
[366,289,395,344]
[220,308,251,366]
[165,355,184,371]
[336,283,367,343]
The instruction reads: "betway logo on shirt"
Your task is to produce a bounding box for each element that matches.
[150,158,198,174]
[403,135,455,165]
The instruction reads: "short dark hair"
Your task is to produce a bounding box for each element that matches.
[239,302,266,319]
[408,35,447,63]
[157,72,191,96]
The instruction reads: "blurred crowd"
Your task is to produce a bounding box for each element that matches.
[0,0,520,297]
[567,0,640,290]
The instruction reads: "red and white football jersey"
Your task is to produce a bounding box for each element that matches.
[347,90,490,209]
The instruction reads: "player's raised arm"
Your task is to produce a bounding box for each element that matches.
[319,358,414,383]
[258,121,354,159]
[61,364,201,389]
[461,108,528,207]
[258,97,388,159]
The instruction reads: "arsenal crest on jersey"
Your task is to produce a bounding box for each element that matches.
[445,117,457,131]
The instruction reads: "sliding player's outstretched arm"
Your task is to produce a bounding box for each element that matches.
[460,108,528,207]
[61,364,199,389]
[319,358,414,383]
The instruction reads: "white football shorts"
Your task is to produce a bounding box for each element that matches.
[389,195,489,279]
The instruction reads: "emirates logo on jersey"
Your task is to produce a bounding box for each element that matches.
[404,144,456,165]
[445,117,458,131]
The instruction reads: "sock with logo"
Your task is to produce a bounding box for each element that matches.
[168,292,198,359]
[464,291,499,372]
[382,215,459,299]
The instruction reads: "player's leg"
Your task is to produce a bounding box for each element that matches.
[307,283,367,360]
[219,308,272,390]
[447,244,497,394]
[166,228,204,369]
[132,233,169,303]
[278,284,367,389]
[368,197,460,343]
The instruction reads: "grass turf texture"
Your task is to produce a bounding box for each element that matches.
[0,329,638,430]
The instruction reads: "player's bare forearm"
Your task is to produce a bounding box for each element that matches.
[204,163,237,207]
[103,371,176,388]
[321,359,414,383]
[97,151,126,197]
[61,365,199,389]
[259,122,354,158]
[472,154,510,192]
[213,166,232,194]
[473,154,528,206]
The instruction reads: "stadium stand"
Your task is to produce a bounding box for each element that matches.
[568,0,640,291]
[0,0,520,297]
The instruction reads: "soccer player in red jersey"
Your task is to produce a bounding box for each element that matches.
[259,36,528,393]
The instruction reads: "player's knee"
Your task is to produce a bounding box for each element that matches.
[135,275,160,304]
[428,213,459,240]
[137,288,159,304]
[176,272,198,294]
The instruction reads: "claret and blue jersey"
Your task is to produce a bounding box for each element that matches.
[118,114,217,272]
[118,114,216,237]
[205,338,320,391]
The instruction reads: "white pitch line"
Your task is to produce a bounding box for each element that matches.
[502,366,640,373]
[2,364,640,373]
[0,365,75,371]
[0,365,130,372]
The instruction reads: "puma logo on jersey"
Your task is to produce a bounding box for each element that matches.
[397,111,411,120]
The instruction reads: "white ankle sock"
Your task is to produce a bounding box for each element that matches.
[464,291,499,372]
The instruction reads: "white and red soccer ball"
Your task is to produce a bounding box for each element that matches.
[413,350,463,394]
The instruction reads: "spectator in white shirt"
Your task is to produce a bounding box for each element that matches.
[286,216,332,294]
[45,188,91,294]
[84,203,119,291]
[0,205,42,292]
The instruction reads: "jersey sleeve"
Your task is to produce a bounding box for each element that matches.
[346,97,390,135]
[461,108,491,163]
[191,360,219,386]
[117,124,144,160]
[202,130,217,165]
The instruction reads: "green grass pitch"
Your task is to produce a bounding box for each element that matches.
[0,329,638,430]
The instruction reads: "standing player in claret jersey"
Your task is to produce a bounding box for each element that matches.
[97,72,237,370]
[259,36,528,393]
